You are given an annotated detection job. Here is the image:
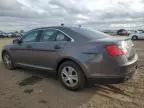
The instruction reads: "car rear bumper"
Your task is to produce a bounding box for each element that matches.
[88,71,137,84]
[87,62,138,84]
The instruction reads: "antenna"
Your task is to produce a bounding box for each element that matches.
[78,25,82,28]
[61,23,64,26]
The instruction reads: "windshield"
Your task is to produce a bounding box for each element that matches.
[70,27,110,39]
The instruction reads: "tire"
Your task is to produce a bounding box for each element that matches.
[2,52,15,70]
[132,36,138,40]
[58,61,86,91]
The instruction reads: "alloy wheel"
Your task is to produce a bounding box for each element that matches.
[61,66,79,87]
[3,53,12,68]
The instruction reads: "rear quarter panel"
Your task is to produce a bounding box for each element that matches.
[61,42,107,77]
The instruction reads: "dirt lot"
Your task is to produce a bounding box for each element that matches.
[0,38,144,108]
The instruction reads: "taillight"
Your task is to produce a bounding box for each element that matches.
[105,44,127,56]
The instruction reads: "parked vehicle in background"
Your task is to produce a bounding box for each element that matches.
[11,32,22,38]
[0,31,7,38]
[129,30,144,40]
[0,31,23,38]
[6,33,13,38]
[102,30,116,36]
[1,26,138,91]
[0,31,4,38]
[117,29,129,36]
[3,33,8,37]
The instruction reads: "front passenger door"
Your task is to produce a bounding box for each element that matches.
[11,30,39,65]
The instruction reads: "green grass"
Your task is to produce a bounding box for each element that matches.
[0,38,13,60]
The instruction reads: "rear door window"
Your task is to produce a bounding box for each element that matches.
[40,29,58,41]
[56,32,71,41]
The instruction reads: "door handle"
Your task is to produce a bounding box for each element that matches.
[26,44,32,48]
[54,45,61,49]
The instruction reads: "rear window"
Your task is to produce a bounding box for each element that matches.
[70,27,110,39]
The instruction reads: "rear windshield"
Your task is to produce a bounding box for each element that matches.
[70,27,110,39]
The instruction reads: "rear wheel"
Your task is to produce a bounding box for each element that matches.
[132,35,138,40]
[2,52,15,70]
[58,61,86,91]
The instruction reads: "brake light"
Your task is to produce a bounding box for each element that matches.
[105,44,127,56]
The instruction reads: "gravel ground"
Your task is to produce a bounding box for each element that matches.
[0,39,143,108]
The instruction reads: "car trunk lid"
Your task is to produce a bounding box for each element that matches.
[95,36,136,61]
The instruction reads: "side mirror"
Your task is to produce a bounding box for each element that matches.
[13,38,22,44]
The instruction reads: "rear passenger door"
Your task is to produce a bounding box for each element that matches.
[31,29,71,70]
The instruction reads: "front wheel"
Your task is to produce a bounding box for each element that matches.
[2,52,15,70]
[58,61,86,91]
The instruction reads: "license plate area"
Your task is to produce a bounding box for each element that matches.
[122,62,137,74]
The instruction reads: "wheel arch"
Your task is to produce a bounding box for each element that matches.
[1,50,9,58]
[132,35,138,40]
[56,57,88,80]
[1,49,13,61]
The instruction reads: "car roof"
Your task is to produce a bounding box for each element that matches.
[31,26,89,42]
[32,26,77,31]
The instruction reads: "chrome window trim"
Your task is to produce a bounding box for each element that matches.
[38,28,75,42]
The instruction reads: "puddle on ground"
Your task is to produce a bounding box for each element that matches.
[24,89,34,94]
[39,100,48,104]
[19,76,43,86]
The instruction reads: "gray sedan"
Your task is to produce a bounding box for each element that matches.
[1,26,138,90]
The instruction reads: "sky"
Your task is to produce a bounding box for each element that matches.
[0,0,144,31]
